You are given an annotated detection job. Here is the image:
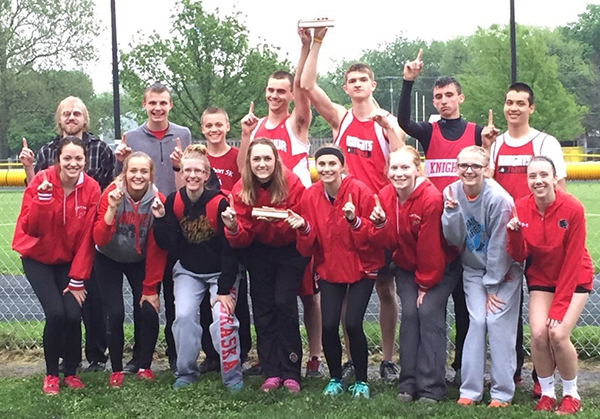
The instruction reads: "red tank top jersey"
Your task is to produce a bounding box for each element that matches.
[335,110,390,193]
[207,147,240,194]
[493,135,544,200]
[425,121,476,192]
[251,116,311,187]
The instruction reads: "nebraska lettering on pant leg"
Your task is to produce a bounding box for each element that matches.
[219,304,238,373]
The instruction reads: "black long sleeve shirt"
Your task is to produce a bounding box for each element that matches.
[397,80,483,154]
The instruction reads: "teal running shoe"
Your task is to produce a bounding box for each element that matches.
[349,381,370,399]
[323,378,344,396]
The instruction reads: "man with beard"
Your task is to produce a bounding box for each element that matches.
[19,96,115,372]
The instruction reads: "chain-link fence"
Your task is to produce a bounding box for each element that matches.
[1,155,599,359]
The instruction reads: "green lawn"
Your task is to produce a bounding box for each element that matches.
[0,371,599,419]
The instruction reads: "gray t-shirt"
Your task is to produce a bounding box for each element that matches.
[122,122,192,196]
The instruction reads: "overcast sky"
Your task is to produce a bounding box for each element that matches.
[91,0,598,93]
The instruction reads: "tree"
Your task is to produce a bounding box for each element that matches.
[459,25,586,142]
[120,0,289,139]
[0,0,99,158]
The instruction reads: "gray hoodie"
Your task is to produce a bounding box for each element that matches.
[442,179,516,295]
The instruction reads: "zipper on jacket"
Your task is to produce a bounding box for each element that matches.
[159,141,164,164]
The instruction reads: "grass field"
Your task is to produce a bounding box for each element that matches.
[3,182,600,274]
[0,371,599,419]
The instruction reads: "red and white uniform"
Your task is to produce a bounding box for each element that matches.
[12,167,100,285]
[357,180,451,290]
[490,129,567,200]
[225,170,305,248]
[335,110,390,193]
[251,116,311,187]
[507,191,593,322]
[425,122,476,192]
[296,176,383,283]
[207,147,241,194]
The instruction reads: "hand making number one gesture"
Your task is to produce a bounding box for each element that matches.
[342,193,356,222]
[506,207,521,231]
[241,101,259,136]
[115,134,132,163]
[445,185,458,209]
[221,194,238,231]
[369,194,386,225]
[481,109,499,150]
[37,171,52,193]
[403,48,423,81]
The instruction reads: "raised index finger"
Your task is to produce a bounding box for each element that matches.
[22,138,28,149]
[249,101,254,115]
[228,193,235,208]
[374,194,381,208]
[348,193,353,204]
[121,133,127,146]
[416,48,423,62]
[447,186,454,201]
[176,137,182,150]
[487,109,493,127]
[42,171,48,183]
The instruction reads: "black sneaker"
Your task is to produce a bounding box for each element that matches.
[379,360,399,384]
[243,362,263,376]
[199,358,220,374]
[169,356,178,373]
[123,359,139,375]
[341,360,355,381]
[85,361,106,372]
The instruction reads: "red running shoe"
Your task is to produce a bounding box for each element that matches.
[531,379,542,399]
[109,371,125,388]
[556,395,581,415]
[136,368,155,380]
[43,375,60,395]
[534,395,557,412]
[63,375,86,389]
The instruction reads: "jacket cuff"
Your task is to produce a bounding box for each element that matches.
[485,284,499,295]
[299,222,311,235]
[374,219,387,229]
[68,279,85,291]
[347,217,361,230]
[142,284,158,296]
[37,191,52,202]
[226,224,239,236]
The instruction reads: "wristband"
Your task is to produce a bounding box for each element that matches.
[313,38,323,44]
[172,166,181,172]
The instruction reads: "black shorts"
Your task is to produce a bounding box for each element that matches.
[528,285,591,294]
[377,250,394,276]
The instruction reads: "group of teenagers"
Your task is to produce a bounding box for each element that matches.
[12,26,592,415]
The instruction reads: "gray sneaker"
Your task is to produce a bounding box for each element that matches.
[397,392,414,402]
[379,360,399,384]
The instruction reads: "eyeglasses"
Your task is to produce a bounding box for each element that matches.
[62,110,83,118]
[457,163,484,172]
[183,168,209,175]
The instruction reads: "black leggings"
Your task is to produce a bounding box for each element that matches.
[245,242,308,382]
[320,278,374,382]
[94,251,159,371]
[22,258,82,377]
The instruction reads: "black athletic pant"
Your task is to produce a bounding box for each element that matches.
[94,251,159,371]
[245,242,308,382]
[201,270,251,362]
[82,267,108,364]
[22,258,82,377]
[161,252,177,362]
[449,259,469,372]
[320,278,374,383]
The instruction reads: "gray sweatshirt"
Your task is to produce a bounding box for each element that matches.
[121,122,192,196]
[442,179,515,295]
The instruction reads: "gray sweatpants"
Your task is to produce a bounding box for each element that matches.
[460,264,523,402]
[172,262,242,388]
[395,263,459,401]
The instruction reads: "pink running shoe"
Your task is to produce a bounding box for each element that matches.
[63,375,86,389]
[43,375,60,395]
[260,377,282,392]
[283,379,301,393]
